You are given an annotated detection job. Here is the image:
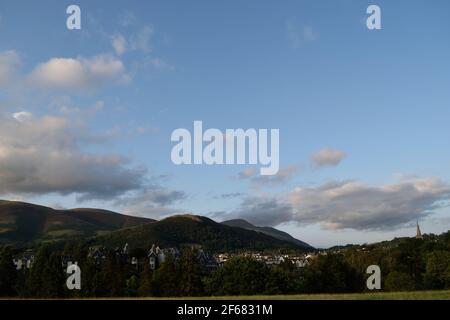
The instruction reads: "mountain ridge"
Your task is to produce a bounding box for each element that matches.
[0,200,153,245]
[96,214,312,252]
[0,200,313,251]
[221,219,313,249]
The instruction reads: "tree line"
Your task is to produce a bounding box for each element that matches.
[0,231,449,297]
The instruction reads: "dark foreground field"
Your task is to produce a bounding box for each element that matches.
[52,290,450,300]
[140,290,450,300]
[1,290,449,300]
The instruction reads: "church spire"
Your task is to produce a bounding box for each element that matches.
[416,220,423,239]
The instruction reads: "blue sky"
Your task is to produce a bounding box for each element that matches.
[0,0,449,247]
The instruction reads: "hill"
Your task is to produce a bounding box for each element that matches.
[0,200,313,252]
[0,200,152,245]
[222,219,313,249]
[96,214,311,252]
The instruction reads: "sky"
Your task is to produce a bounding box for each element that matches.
[0,0,450,248]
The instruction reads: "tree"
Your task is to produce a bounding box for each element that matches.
[138,263,153,297]
[393,239,426,286]
[152,254,181,297]
[423,250,450,290]
[102,251,126,297]
[303,254,364,293]
[126,275,139,297]
[205,257,269,296]
[384,271,415,292]
[27,246,65,298]
[0,246,17,296]
[78,258,102,297]
[178,248,204,296]
[264,267,295,295]
[267,259,303,294]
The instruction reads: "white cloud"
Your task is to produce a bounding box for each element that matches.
[302,26,317,42]
[238,167,257,179]
[147,57,174,71]
[119,11,138,27]
[238,165,298,186]
[13,111,33,123]
[109,20,173,72]
[253,166,298,186]
[0,50,20,85]
[285,21,317,49]
[28,54,129,91]
[230,177,450,231]
[111,34,127,56]
[229,196,294,227]
[130,26,153,53]
[0,111,144,200]
[288,178,450,230]
[114,185,187,219]
[311,148,347,168]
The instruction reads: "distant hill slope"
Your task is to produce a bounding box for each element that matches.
[0,200,153,245]
[96,215,310,252]
[0,200,313,252]
[221,219,313,249]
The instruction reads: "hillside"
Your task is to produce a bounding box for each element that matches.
[0,200,153,245]
[0,200,313,252]
[222,219,313,249]
[96,214,311,252]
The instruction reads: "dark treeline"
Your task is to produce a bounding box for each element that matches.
[0,231,449,297]
[340,232,450,292]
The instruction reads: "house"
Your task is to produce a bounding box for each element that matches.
[147,245,182,270]
[295,258,309,268]
[13,254,34,270]
[162,247,180,260]
[147,244,167,270]
[115,243,131,263]
[216,253,229,265]
[197,249,218,271]
[88,247,107,265]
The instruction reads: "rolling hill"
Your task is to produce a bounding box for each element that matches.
[96,214,312,252]
[0,200,312,252]
[221,219,313,249]
[0,200,152,245]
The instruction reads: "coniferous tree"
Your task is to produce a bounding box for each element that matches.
[126,275,139,297]
[205,257,269,296]
[384,271,416,292]
[138,262,153,297]
[46,252,66,298]
[423,250,450,289]
[152,254,181,297]
[302,254,364,294]
[179,248,204,296]
[103,251,126,297]
[27,246,65,298]
[0,246,18,296]
[80,258,100,297]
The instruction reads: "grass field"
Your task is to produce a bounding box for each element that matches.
[1,290,449,300]
[144,290,450,300]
